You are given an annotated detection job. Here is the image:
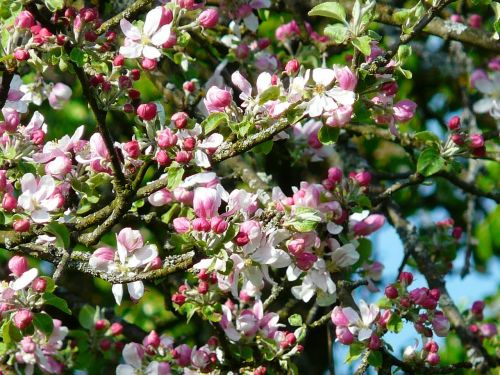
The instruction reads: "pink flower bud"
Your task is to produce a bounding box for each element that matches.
[171,112,189,129]
[148,189,172,207]
[235,44,250,60]
[381,81,398,96]
[353,214,385,236]
[325,106,353,127]
[295,252,317,271]
[15,11,35,29]
[175,150,192,164]
[334,67,357,91]
[172,293,186,305]
[432,314,450,337]
[49,83,72,110]
[124,140,140,159]
[183,81,196,93]
[3,109,20,132]
[424,340,439,353]
[137,103,157,121]
[141,58,157,71]
[488,57,500,71]
[385,285,398,299]
[32,277,47,293]
[156,150,171,166]
[198,9,218,28]
[448,116,460,131]
[110,322,123,336]
[192,217,210,232]
[210,216,228,234]
[204,87,232,113]
[335,326,354,345]
[198,280,209,294]
[45,155,72,177]
[173,217,191,233]
[13,219,30,233]
[14,49,30,61]
[285,59,300,75]
[113,54,125,66]
[13,309,33,330]
[451,134,464,145]
[80,8,98,23]
[21,337,36,353]
[426,352,440,366]
[0,170,6,191]
[350,171,371,186]
[193,187,221,219]
[379,310,391,327]
[173,187,194,205]
[30,129,45,145]
[469,134,484,149]
[144,330,161,348]
[8,256,28,277]
[331,306,349,327]
[95,319,108,330]
[399,271,413,286]
[327,167,343,184]
[393,100,417,122]
[450,14,463,23]
[479,323,497,338]
[368,334,381,350]
[471,300,485,316]
[183,137,196,151]
[287,238,305,256]
[468,14,482,29]
[157,129,178,148]
[99,339,112,351]
[2,193,17,212]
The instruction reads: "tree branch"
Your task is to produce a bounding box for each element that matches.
[96,0,156,35]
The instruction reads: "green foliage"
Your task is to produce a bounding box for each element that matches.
[308,2,347,23]
[417,148,446,176]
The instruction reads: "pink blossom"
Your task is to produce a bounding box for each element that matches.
[204,86,232,113]
[393,100,417,122]
[119,6,173,59]
[13,309,33,329]
[48,83,72,110]
[173,217,191,233]
[18,174,60,223]
[275,20,300,41]
[432,313,450,337]
[8,255,28,277]
[193,187,221,219]
[334,67,357,91]
[198,9,219,28]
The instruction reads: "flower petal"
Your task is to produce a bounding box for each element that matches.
[127,281,145,300]
[120,19,141,40]
[313,68,335,86]
[112,283,124,305]
[142,45,161,59]
[12,268,38,290]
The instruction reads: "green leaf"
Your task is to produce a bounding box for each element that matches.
[308,2,347,23]
[201,112,227,134]
[69,48,87,67]
[78,305,96,330]
[387,313,403,333]
[345,342,365,363]
[44,0,64,12]
[258,86,280,104]
[352,35,372,55]
[253,140,273,154]
[46,222,70,249]
[318,126,340,145]
[286,207,322,232]
[2,320,22,345]
[167,166,184,190]
[43,293,71,315]
[33,313,54,336]
[414,131,440,145]
[417,148,445,176]
[368,350,383,368]
[288,314,303,327]
[39,276,56,293]
[324,23,349,43]
[397,45,412,62]
[161,203,180,224]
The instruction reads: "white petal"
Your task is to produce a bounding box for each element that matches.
[313,68,335,86]
[256,72,272,95]
[142,45,161,59]
[474,79,495,94]
[127,244,158,268]
[328,88,355,106]
[151,24,171,46]
[243,13,259,32]
[473,98,493,114]
[120,19,141,40]
[112,284,124,305]
[12,268,38,290]
[122,343,143,368]
[119,44,143,59]
[127,281,144,300]
[21,173,37,194]
[116,364,137,375]
[307,97,325,118]
[358,328,372,341]
[31,209,51,223]
[144,6,163,37]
